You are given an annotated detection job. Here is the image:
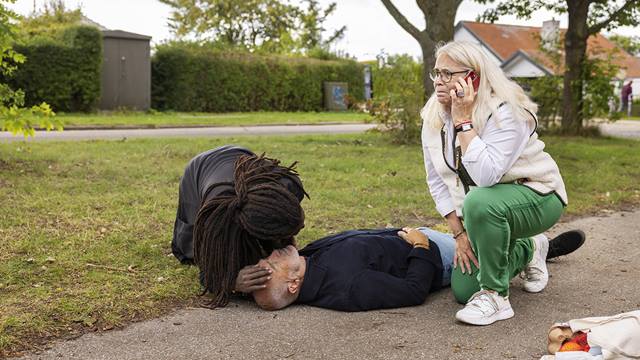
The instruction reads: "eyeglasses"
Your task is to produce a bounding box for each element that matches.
[429,69,470,83]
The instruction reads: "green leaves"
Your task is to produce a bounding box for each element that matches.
[581,52,620,122]
[474,0,566,22]
[475,0,640,134]
[0,0,60,138]
[0,102,60,139]
[608,34,640,56]
[15,0,84,43]
[369,54,424,144]
[159,0,345,55]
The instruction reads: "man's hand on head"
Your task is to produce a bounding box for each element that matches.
[235,264,272,293]
[398,227,430,250]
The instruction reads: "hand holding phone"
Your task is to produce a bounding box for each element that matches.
[464,71,480,93]
[451,71,479,124]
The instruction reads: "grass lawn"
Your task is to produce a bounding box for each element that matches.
[1,133,639,355]
[56,111,370,128]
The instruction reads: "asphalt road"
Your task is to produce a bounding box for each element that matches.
[17,209,640,360]
[0,124,378,142]
[598,120,640,139]
[2,120,639,143]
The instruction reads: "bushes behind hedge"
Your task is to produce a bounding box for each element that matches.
[152,45,364,112]
[10,25,102,112]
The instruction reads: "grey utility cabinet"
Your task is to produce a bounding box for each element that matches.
[100,30,151,110]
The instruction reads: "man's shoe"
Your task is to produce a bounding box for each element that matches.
[547,230,586,260]
[522,234,549,293]
[455,289,514,325]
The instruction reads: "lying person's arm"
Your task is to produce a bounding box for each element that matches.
[346,228,442,311]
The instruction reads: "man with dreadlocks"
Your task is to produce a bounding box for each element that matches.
[172,145,308,307]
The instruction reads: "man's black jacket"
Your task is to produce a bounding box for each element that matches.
[296,228,443,311]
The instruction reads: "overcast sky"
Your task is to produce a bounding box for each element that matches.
[9,0,640,60]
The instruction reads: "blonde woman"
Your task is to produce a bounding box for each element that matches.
[420,41,569,325]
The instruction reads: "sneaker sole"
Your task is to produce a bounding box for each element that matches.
[456,307,515,326]
[547,230,586,260]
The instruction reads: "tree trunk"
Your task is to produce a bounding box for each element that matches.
[561,0,590,134]
[419,0,460,100]
[380,0,461,100]
[421,40,436,100]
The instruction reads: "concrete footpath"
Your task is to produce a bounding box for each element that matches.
[18,209,640,360]
[598,119,640,139]
[1,120,639,142]
[0,124,378,142]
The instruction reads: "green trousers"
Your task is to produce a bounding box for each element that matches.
[451,184,564,303]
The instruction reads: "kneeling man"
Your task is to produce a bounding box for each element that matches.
[253,227,454,311]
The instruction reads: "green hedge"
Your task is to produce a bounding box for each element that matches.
[9,25,102,112]
[151,45,364,112]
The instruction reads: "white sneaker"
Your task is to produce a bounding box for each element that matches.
[522,234,549,293]
[455,289,514,325]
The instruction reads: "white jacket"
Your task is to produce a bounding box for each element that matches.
[421,104,568,217]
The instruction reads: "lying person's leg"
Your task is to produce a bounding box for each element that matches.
[417,227,455,287]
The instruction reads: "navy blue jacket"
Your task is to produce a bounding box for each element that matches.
[296,228,443,311]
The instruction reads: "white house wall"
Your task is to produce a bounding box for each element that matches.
[613,78,640,99]
[503,56,547,78]
[631,79,640,100]
[453,27,503,67]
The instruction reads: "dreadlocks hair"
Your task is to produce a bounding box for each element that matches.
[193,153,308,308]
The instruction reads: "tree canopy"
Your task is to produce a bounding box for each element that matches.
[18,0,84,42]
[0,0,58,138]
[476,0,640,134]
[609,34,640,56]
[159,0,346,54]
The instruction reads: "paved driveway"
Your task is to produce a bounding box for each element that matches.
[18,209,640,360]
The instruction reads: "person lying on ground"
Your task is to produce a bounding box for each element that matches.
[252,227,585,311]
[171,145,308,307]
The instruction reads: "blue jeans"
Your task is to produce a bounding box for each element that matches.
[418,227,455,287]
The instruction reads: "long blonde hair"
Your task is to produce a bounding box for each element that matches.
[421,41,538,132]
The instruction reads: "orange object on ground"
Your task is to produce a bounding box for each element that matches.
[558,332,590,352]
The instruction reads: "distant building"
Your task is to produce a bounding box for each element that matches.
[454,20,640,96]
[100,30,152,111]
[82,16,152,111]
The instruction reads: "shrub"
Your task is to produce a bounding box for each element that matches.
[0,1,58,138]
[369,54,424,144]
[151,44,364,112]
[521,37,621,132]
[519,76,563,129]
[8,25,102,112]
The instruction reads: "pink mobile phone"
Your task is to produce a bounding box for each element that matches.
[464,71,480,92]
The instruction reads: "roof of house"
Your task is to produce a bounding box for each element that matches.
[501,49,554,76]
[457,21,640,77]
[80,15,109,31]
[102,30,152,41]
[79,16,152,41]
